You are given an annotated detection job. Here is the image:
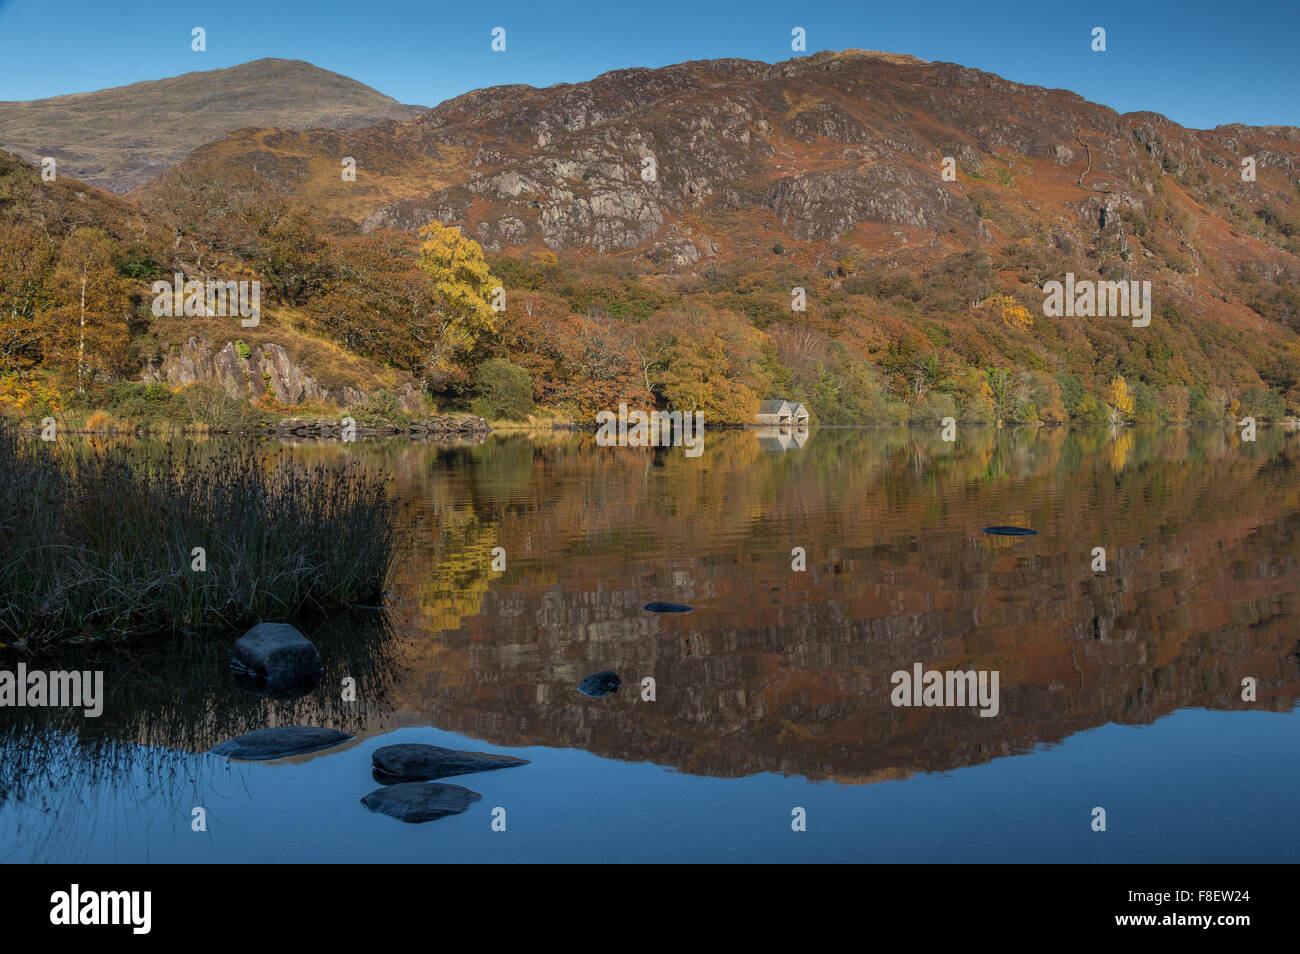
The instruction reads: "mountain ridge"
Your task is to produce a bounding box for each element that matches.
[0,58,426,193]
[3,50,1299,425]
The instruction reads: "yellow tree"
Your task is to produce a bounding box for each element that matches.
[983,292,1034,332]
[655,307,770,422]
[1104,375,1135,424]
[416,222,500,393]
[0,224,56,373]
[47,228,130,392]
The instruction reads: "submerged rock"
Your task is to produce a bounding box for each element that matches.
[371,743,529,782]
[361,782,481,823]
[982,526,1039,536]
[230,623,323,696]
[209,726,352,760]
[577,671,621,698]
[644,601,694,613]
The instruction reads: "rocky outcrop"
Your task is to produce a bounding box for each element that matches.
[163,48,1300,296]
[142,336,381,408]
[349,50,1154,256]
[761,165,980,241]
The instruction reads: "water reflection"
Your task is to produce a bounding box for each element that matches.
[380,426,1300,781]
[2,426,1299,859]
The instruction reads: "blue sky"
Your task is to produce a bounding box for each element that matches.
[0,0,1295,129]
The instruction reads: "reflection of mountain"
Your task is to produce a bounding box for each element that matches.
[5,429,1298,792]
[381,428,1300,782]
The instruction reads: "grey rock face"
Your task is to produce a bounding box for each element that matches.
[360,782,482,823]
[141,336,374,409]
[209,726,352,760]
[371,743,529,782]
[761,165,980,241]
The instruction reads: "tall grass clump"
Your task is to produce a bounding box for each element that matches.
[0,423,397,646]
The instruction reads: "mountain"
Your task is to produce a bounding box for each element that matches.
[172,49,1300,267]
[0,59,425,193]
[4,51,1300,424]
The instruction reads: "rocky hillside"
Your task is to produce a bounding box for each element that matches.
[177,50,1299,270]
[5,51,1300,424]
[0,59,425,193]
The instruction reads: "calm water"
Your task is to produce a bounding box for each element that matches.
[2,426,1299,863]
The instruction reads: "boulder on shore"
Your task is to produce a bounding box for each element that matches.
[371,743,529,782]
[209,726,352,760]
[361,782,481,823]
[230,623,323,696]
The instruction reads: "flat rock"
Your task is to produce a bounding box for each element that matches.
[371,743,529,782]
[644,601,694,613]
[230,623,323,695]
[209,726,352,760]
[577,671,621,698]
[361,782,481,823]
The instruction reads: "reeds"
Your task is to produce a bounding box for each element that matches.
[0,423,397,646]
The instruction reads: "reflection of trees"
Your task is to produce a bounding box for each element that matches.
[373,426,1300,782]
[7,426,1300,799]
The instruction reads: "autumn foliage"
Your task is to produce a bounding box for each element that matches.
[2,146,1298,426]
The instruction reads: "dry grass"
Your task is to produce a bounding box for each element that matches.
[0,422,397,647]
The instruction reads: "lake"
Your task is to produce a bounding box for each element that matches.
[2,426,1298,862]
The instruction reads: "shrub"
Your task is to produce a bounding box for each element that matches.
[1073,393,1111,425]
[1188,385,1230,423]
[1158,385,1190,422]
[99,382,186,426]
[345,390,410,427]
[473,359,535,420]
[1239,386,1286,421]
[84,410,112,432]
[183,385,263,431]
[908,391,957,426]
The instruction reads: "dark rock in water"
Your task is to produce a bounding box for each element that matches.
[371,743,529,782]
[982,526,1039,536]
[361,782,481,823]
[230,623,323,696]
[209,726,352,760]
[577,671,621,698]
[644,601,694,613]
